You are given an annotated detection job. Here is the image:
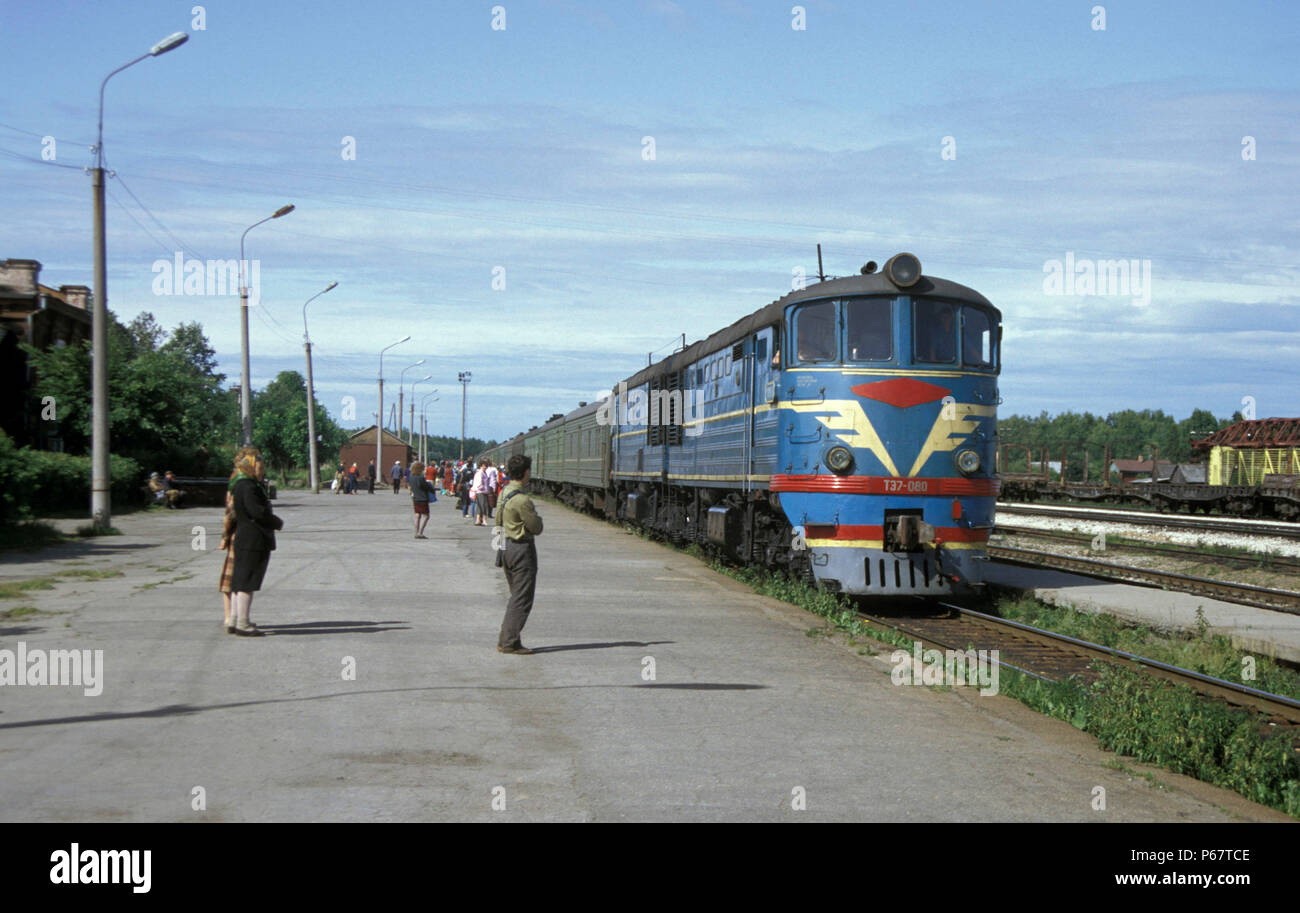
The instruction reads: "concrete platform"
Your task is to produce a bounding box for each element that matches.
[0,491,1287,822]
[982,563,1300,665]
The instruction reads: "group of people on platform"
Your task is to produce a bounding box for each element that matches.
[214,447,543,653]
[147,470,185,508]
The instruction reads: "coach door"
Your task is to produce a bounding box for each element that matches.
[750,326,779,485]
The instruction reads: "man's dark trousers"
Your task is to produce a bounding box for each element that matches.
[498,538,538,648]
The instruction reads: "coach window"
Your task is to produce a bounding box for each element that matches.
[962,306,996,369]
[794,300,837,364]
[844,297,893,361]
[913,299,956,364]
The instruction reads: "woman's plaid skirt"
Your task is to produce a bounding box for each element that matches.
[218,547,235,594]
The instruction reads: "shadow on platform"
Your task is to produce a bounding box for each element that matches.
[0,681,770,730]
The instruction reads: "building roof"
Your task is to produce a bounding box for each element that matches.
[1192,418,1300,449]
[345,425,410,447]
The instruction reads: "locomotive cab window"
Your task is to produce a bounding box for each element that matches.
[913,299,956,364]
[794,300,837,363]
[962,306,997,369]
[844,297,893,362]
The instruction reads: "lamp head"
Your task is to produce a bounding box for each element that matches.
[150,32,189,56]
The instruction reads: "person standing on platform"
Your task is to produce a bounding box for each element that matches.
[460,461,475,518]
[390,460,402,494]
[495,454,543,655]
[367,460,376,494]
[409,460,432,538]
[423,461,438,503]
[218,474,238,632]
[229,447,283,637]
[472,459,492,526]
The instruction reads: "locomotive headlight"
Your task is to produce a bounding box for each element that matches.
[825,445,854,475]
[955,449,981,475]
[884,252,922,287]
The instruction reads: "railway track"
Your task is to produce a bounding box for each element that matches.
[988,543,1300,615]
[856,602,1300,730]
[997,503,1300,541]
[993,525,1300,574]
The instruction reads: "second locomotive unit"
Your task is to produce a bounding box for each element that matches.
[483,253,1002,597]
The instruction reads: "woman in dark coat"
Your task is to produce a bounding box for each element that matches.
[229,447,283,637]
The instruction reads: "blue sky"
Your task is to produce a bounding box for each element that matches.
[2,0,1297,442]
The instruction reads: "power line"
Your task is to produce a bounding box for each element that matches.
[0,143,87,171]
[106,188,175,257]
[104,159,207,262]
[0,121,95,147]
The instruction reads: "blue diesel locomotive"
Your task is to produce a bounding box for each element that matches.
[482,253,1002,596]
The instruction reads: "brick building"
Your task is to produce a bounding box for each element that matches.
[338,426,413,482]
[0,258,92,449]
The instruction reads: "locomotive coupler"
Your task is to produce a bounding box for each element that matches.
[883,514,936,552]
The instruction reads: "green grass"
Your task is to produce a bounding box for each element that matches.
[0,605,57,621]
[0,577,58,599]
[58,569,124,580]
[0,569,125,600]
[135,572,193,591]
[990,590,1300,702]
[73,524,122,538]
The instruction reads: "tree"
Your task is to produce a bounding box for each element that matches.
[23,310,235,471]
[250,371,348,477]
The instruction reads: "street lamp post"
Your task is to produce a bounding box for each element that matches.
[408,376,432,446]
[238,204,295,445]
[302,280,337,494]
[377,336,410,480]
[90,30,188,529]
[458,371,472,460]
[418,390,438,462]
[397,359,425,440]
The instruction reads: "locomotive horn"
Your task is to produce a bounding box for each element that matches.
[860,261,878,275]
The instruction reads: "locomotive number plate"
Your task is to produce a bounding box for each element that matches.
[882,479,932,493]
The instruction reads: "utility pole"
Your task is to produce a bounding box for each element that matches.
[90,30,189,529]
[239,203,295,445]
[302,281,337,494]
[458,371,472,460]
[420,391,438,466]
[377,336,410,481]
[398,359,425,441]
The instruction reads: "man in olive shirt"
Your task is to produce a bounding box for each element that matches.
[495,454,543,655]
